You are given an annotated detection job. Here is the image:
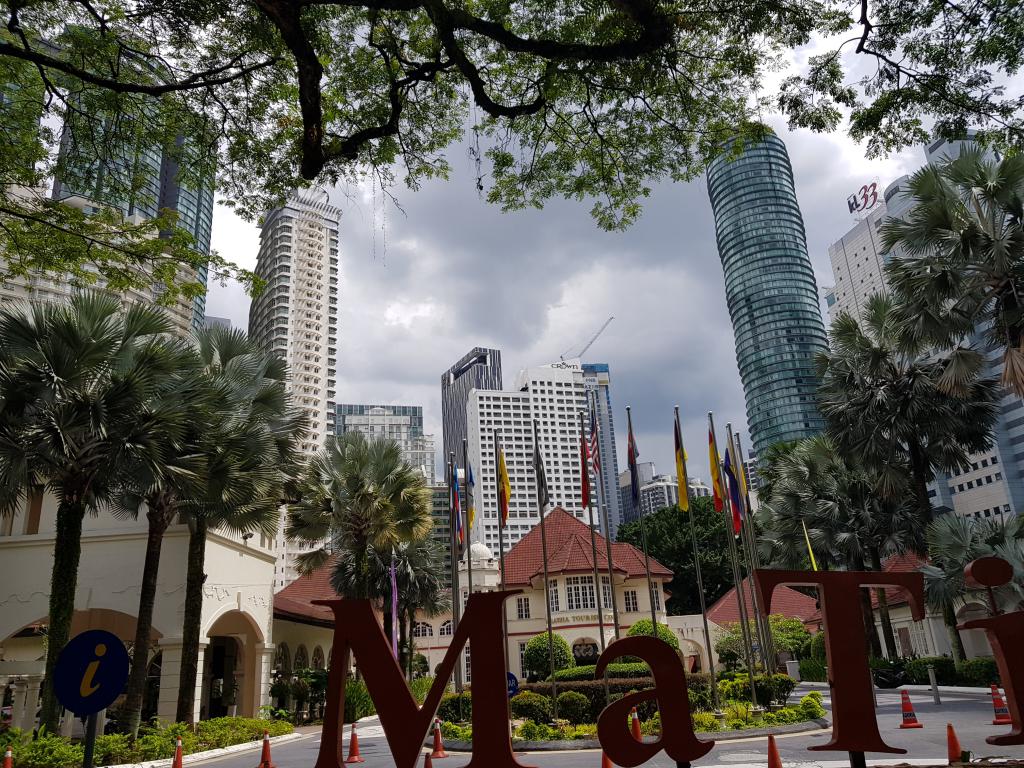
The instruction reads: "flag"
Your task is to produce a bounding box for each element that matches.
[723,442,743,535]
[452,461,464,549]
[532,422,549,509]
[497,439,512,526]
[588,404,602,479]
[627,415,640,505]
[389,555,399,659]
[674,414,689,513]
[466,461,476,534]
[580,428,591,508]
[708,424,725,513]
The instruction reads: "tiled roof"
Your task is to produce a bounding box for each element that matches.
[273,566,339,627]
[870,551,928,608]
[503,507,672,586]
[707,576,818,626]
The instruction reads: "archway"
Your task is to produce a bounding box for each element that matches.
[680,639,703,673]
[201,610,265,719]
[572,637,600,665]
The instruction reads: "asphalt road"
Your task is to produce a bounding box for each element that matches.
[195,686,1024,768]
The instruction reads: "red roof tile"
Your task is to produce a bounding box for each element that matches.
[273,566,339,627]
[503,507,671,586]
[707,576,818,626]
[870,551,928,608]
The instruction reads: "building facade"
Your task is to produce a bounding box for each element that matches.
[582,363,624,538]
[441,347,502,464]
[466,363,589,551]
[617,462,655,526]
[706,134,830,456]
[335,404,436,485]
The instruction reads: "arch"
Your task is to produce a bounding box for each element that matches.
[572,637,600,664]
[294,644,309,670]
[679,638,704,673]
[312,646,325,670]
[412,621,433,638]
[275,642,291,674]
[438,620,453,637]
[204,605,266,644]
[201,609,267,720]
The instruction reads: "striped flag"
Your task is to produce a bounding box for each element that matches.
[466,461,476,534]
[723,442,743,535]
[708,420,725,513]
[452,460,464,549]
[580,427,591,508]
[674,412,689,513]
[588,404,602,479]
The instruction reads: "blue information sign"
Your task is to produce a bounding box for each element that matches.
[507,672,519,698]
[53,630,130,716]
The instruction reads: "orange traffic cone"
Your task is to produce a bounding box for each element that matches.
[430,718,449,759]
[171,737,184,768]
[601,751,614,768]
[423,752,433,768]
[256,731,274,768]
[767,735,782,768]
[4,748,13,768]
[946,723,964,765]
[899,690,923,729]
[991,685,1012,725]
[345,724,365,764]
[630,707,642,741]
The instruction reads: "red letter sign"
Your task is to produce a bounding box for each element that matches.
[755,569,924,754]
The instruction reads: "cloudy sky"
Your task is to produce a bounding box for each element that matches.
[205,46,928,484]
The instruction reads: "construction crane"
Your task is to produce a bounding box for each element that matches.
[560,315,614,361]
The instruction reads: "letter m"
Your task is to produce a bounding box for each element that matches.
[313,590,530,768]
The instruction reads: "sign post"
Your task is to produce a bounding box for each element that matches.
[53,630,130,768]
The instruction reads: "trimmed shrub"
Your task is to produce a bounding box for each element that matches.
[552,662,652,681]
[685,673,714,711]
[556,691,591,725]
[511,691,553,723]
[437,692,472,723]
[691,712,721,732]
[810,632,827,662]
[343,678,376,723]
[905,656,956,685]
[439,722,473,742]
[799,691,826,719]
[798,659,827,682]
[625,620,680,650]
[717,674,796,705]
[522,633,573,681]
[10,735,84,768]
[957,657,1000,687]
[515,720,558,741]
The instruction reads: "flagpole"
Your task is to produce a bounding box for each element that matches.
[448,452,464,696]
[675,406,720,712]
[590,391,622,643]
[494,430,510,675]
[580,410,610,706]
[709,412,758,708]
[462,438,474,597]
[627,406,658,638]
[533,419,558,717]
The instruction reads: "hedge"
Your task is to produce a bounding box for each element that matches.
[905,656,957,685]
[510,691,552,723]
[798,659,827,682]
[521,675,711,721]
[957,657,1000,687]
[718,674,796,706]
[556,691,591,725]
[437,691,472,723]
[552,662,652,681]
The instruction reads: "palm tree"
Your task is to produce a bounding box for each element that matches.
[818,293,998,528]
[883,148,1024,395]
[0,294,185,732]
[174,328,308,723]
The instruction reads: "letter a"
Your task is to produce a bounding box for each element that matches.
[595,635,712,767]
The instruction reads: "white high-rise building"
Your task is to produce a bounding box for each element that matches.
[248,187,340,590]
[335,404,436,485]
[823,199,890,323]
[467,362,590,550]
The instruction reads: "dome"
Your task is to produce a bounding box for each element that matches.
[469,542,493,561]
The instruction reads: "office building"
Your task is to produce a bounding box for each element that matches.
[204,316,232,330]
[823,201,890,323]
[617,462,656,526]
[466,362,589,551]
[441,347,502,463]
[582,363,623,537]
[430,485,453,585]
[706,133,830,455]
[335,404,436,485]
[638,474,679,517]
[248,187,340,455]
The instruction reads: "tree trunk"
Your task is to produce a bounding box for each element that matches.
[943,600,966,663]
[860,588,883,658]
[907,439,934,533]
[398,611,409,679]
[869,547,899,659]
[176,516,208,723]
[124,503,172,737]
[40,499,86,733]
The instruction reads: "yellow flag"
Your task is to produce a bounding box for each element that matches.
[497,443,512,526]
[674,415,689,513]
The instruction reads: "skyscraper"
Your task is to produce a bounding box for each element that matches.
[466,363,588,550]
[582,363,623,537]
[706,133,830,455]
[335,404,436,484]
[441,347,502,462]
[249,187,341,454]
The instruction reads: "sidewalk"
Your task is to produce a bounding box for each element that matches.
[797,681,992,695]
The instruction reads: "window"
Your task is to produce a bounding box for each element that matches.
[601,577,613,609]
[995,472,1003,480]
[412,622,433,638]
[439,620,453,637]
[651,585,662,611]
[624,590,639,613]
[566,576,596,610]
[519,642,528,677]
[992,455,1000,464]
[548,580,560,612]
[465,643,471,683]
[516,597,531,620]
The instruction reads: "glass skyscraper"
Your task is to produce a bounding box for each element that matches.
[441,347,502,463]
[582,363,623,537]
[706,133,829,455]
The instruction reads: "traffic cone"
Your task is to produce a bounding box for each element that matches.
[424,752,433,768]
[946,723,964,765]
[991,685,1012,725]
[630,707,642,741]
[767,735,782,768]
[345,724,365,764]
[256,731,274,768]
[430,718,449,759]
[898,690,923,729]
[4,748,13,768]
[601,751,613,768]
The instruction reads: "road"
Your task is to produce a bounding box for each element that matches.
[197,686,1024,768]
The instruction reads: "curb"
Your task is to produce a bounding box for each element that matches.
[105,732,304,768]
[434,718,830,752]
[799,682,994,696]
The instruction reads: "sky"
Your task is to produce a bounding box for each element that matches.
[205,46,929,484]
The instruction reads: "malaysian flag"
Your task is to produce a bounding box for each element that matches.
[588,403,601,479]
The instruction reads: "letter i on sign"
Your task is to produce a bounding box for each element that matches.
[80,644,107,697]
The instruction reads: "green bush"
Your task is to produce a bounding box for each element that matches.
[511,691,553,723]
[556,691,591,725]
[552,662,652,681]
[515,720,558,741]
[810,632,827,662]
[91,735,133,767]
[798,659,827,682]
[691,712,720,732]
[439,722,473,742]
[905,656,956,685]
[957,657,1000,687]
[195,717,290,749]
[717,674,796,705]
[624,620,680,651]
[409,676,436,705]
[522,633,573,681]
[11,735,84,768]
[437,692,472,723]
[685,673,714,711]
[343,678,376,723]
[799,691,826,719]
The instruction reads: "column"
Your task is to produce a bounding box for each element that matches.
[156,640,207,723]
[21,675,42,732]
[10,678,27,733]
[256,644,276,717]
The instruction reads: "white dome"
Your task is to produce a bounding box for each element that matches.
[469,542,493,561]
